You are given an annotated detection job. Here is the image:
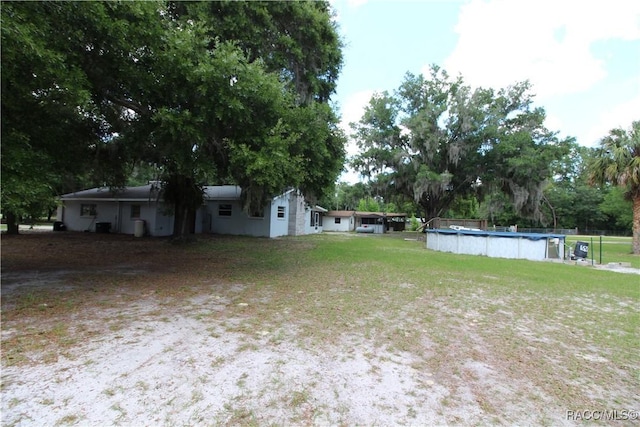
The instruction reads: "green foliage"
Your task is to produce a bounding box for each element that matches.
[174,1,342,104]
[1,1,345,237]
[588,121,640,198]
[319,181,371,211]
[444,194,479,219]
[284,102,347,203]
[356,198,380,212]
[351,65,571,223]
[544,182,606,230]
[588,121,640,252]
[126,163,162,187]
[600,186,633,232]
[1,1,109,226]
[409,215,420,231]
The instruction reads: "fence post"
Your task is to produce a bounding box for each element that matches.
[599,235,602,265]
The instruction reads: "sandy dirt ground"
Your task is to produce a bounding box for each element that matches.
[2,284,452,426]
[1,232,638,426]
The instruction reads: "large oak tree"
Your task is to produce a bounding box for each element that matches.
[351,66,570,224]
[1,1,345,237]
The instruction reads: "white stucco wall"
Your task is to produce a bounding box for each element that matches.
[207,201,272,237]
[59,200,175,236]
[268,196,290,238]
[118,202,159,235]
[151,206,174,236]
[323,215,353,232]
[59,200,119,233]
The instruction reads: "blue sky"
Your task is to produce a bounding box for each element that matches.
[330,0,640,183]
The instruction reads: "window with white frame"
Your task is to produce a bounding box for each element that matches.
[80,204,97,217]
[218,204,232,217]
[277,206,286,219]
[130,204,141,219]
[335,217,341,224]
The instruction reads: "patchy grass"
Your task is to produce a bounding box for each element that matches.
[1,231,638,425]
[566,235,639,268]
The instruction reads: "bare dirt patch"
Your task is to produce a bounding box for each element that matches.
[2,232,638,426]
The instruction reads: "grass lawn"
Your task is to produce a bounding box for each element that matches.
[1,231,638,425]
[565,235,639,268]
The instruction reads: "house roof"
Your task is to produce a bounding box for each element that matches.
[325,210,407,218]
[326,210,356,217]
[203,185,242,200]
[60,184,161,202]
[355,211,407,218]
[60,184,282,203]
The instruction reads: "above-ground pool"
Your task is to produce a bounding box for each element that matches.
[425,229,566,261]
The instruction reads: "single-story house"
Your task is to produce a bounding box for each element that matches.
[323,211,407,234]
[57,183,326,238]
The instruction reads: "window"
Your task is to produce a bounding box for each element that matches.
[218,204,232,217]
[277,206,286,219]
[80,204,97,217]
[130,205,141,219]
[334,217,341,224]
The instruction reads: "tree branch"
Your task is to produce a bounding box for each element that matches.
[103,93,147,116]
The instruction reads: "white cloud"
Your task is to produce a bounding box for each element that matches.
[338,89,376,157]
[581,93,640,147]
[329,0,368,23]
[544,113,564,136]
[440,0,640,99]
[336,89,377,184]
[338,168,364,185]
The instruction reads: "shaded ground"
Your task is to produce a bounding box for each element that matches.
[1,232,638,426]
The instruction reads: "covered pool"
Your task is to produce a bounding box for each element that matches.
[425,229,566,261]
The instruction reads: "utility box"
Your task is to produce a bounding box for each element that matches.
[95,222,111,233]
[574,241,589,259]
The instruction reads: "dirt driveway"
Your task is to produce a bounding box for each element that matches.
[2,232,638,426]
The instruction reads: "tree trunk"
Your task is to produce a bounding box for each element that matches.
[4,211,19,235]
[173,204,189,240]
[633,195,640,255]
[164,173,202,241]
[542,195,557,231]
